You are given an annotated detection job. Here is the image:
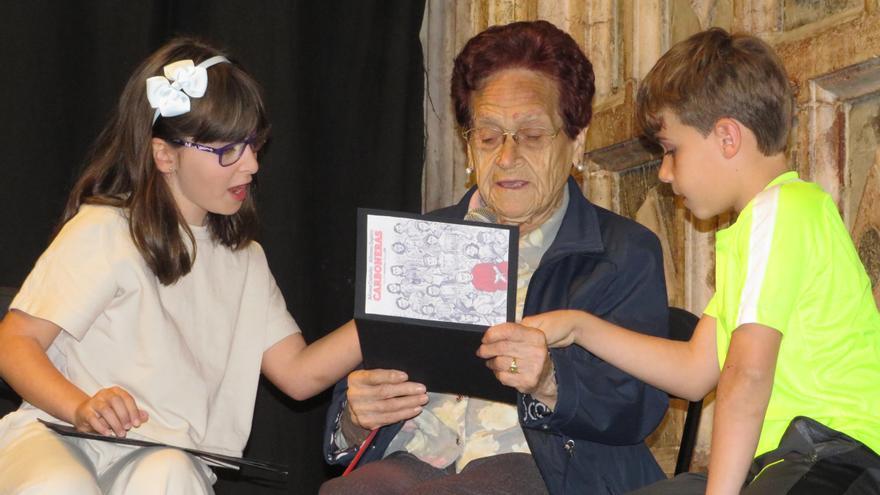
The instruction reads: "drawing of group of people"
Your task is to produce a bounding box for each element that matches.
[384,219,511,325]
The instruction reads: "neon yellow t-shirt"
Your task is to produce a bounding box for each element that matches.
[705,171,880,457]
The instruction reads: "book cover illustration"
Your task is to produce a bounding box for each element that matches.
[363,214,512,327]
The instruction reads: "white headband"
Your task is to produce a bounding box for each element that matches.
[146,55,229,125]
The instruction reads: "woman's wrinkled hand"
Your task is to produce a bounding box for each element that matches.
[521,310,585,348]
[345,369,428,432]
[478,323,556,407]
[73,386,149,437]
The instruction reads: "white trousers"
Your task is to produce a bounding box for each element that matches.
[0,420,215,495]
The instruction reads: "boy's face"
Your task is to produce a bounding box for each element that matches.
[655,110,737,219]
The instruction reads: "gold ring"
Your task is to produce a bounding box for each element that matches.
[508,357,519,374]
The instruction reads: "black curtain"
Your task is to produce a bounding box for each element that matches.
[0,1,425,493]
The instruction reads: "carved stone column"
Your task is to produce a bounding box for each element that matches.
[800,58,880,306]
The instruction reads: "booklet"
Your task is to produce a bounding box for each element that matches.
[354,208,519,404]
[39,419,288,482]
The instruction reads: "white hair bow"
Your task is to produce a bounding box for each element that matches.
[146,55,229,125]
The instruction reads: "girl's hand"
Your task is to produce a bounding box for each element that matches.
[73,386,149,437]
[520,310,586,348]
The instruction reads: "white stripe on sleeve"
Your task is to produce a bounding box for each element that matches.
[736,186,781,326]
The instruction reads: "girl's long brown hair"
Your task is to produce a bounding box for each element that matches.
[61,37,269,285]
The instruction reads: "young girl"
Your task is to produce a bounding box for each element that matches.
[0,38,360,494]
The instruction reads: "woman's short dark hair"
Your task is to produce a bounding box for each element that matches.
[451,20,595,139]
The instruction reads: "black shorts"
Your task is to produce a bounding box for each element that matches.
[629,416,880,495]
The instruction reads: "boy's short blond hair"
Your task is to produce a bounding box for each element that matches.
[636,28,794,155]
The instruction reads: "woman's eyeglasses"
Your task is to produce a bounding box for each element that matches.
[463,126,561,153]
[169,134,262,167]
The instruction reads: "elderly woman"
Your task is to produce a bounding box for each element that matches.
[322,20,669,495]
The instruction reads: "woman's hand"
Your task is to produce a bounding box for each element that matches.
[521,310,587,347]
[73,386,149,437]
[344,369,427,435]
[478,322,557,408]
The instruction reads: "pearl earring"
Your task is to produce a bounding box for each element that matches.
[465,166,473,175]
[573,162,585,172]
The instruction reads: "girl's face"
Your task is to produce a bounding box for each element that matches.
[159,138,259,226]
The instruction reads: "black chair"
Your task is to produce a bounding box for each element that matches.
[667,306,703,475]
[0,287,22,410]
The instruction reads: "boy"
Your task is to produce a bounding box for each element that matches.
[480,28,880,493]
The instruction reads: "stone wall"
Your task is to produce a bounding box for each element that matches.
[422,0,880,476]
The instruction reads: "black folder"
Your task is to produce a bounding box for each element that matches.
[39,420,288,482]
[354,209,518,404]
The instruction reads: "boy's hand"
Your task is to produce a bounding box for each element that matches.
[521,310,584,347]
[73,386,149,437]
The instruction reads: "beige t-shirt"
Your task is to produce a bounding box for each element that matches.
[7,205,298,457]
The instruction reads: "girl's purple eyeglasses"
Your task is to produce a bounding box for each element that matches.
[169,134,260,167]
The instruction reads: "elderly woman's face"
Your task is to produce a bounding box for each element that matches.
[468,68,584,234]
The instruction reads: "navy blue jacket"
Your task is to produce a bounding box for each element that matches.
[325,178,669,494]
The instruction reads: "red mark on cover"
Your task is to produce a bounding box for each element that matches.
[471,261,508,291]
